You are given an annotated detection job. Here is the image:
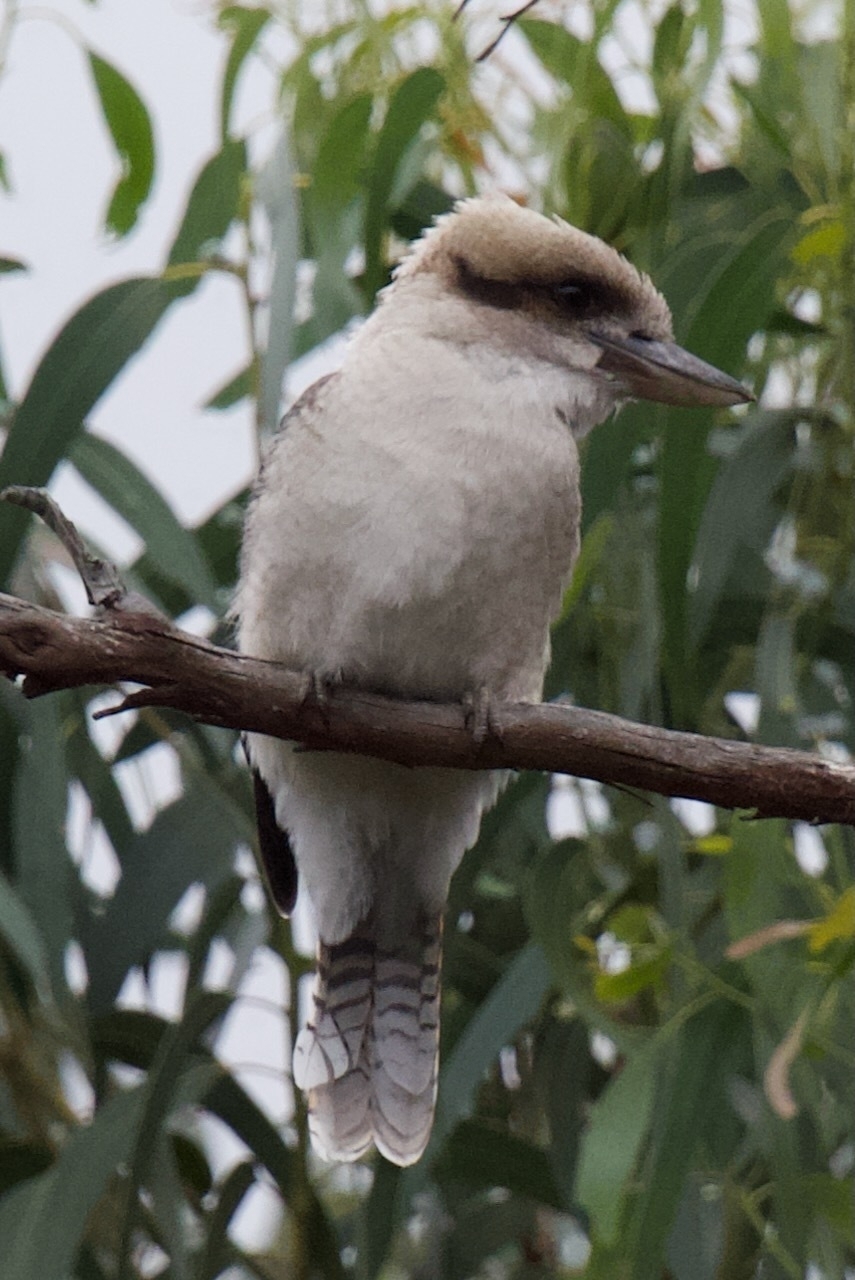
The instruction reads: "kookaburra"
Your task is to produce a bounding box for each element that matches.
[236,196,750,1166]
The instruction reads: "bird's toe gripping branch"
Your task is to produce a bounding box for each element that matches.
[462,684,503,750]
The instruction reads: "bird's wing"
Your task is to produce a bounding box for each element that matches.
[245,741,298,916]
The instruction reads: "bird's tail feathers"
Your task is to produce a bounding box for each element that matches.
[292,915,442,1166]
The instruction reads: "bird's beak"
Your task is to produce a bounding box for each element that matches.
[589,332,753,408]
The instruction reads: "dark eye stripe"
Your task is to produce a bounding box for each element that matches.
[452,257,638,323]
[547,276,636,318]
[453,256,524,310]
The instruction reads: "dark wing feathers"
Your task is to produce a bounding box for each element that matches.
[251,764,298,916]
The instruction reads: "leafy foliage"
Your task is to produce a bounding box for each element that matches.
[0,3,852,1279]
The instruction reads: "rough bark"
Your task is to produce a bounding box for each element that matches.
[1,590,853,827]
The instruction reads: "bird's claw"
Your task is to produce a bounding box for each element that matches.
[298,669,337,724]
[463,685,498,749]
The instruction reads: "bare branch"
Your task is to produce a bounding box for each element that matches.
[1,591,853,826]
[2,483,851,828]
[1,486,126,609]
[476,0,542,62]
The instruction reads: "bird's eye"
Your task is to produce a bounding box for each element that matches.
[552,281,595,312]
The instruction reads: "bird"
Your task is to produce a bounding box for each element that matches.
[235,195,750,1167]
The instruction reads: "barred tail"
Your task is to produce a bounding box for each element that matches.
[292,915,442,1166]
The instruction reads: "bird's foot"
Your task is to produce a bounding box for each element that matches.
[297,669,339,725]
[462,685,500,749]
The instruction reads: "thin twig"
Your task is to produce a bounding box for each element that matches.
[476,0,542,62]
[0,485,173,627]
[1,486,126,609]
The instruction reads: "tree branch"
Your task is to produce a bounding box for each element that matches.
[1,590,853,826]
[474,0,542,62]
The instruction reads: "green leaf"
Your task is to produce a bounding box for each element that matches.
[0,1140,53,1197]
[0,1086,146,1280]
[651,5,690,86]
[13,698,73,995]
[363,68,445,299]
[0,867,53,1001]
[89,1005,321,1249]
[196,1160,257,1279]
[801,1172,854,1236]
[0,691,23,874]
[538,1017,591,1203]
[65,697,135,856]
[554,511,614,624]
[755,611,800,745]
[655,213,793,716]
[594,944,672,1003]
[184,875,245,997]
[576,1037,659,1244]
[808,887,855,952]
[631,1003,744,1280]
[218,7,271,142]
[358,1158,401,1280]
[167,139,247,278]
[724,818,818,1036]
[520,19,631,137]
[302,94,374,344]
[308,92,371,252]
[665,1178,724,1280]
[656,401,716,725]
[148,1133,191,1280]
[523,841,640,1054]
[204,1074,346,1277]
[0,255,26,274]
[433,942,551,1151]
[791,218,846,265]
[689,411,796,645]
[83,779,251,1014]
[0,276,178,585]
[88,53,155,237]
[117,992,229,1269]
[126,490,246,617]
[204,364,252,410]
[578,400,647,535]
[433,1120,566,1210]
[257,127,300,433]
[70,432,218,609]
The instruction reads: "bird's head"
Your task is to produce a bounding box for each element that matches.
[388,195,752,415]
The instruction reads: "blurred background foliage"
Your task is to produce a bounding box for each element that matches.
[0,2,853,1277]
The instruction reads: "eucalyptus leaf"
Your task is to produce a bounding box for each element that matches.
[433,942,552,1151]
[83,780,251,1015]
[13,697,74,996]
[204,364,252,410]
[433,1120,566,1210]
[88,52,155,237]
[0,868,53,1001]
[0,1087,145,1280]
[167,139,247,279]
[689,411,796,645]
[363,68,445,300]
[0,277,179,585]
[71,432,218,608]
[576,1037,659,1244]
[218,6,271,142]
[257,127,300,434]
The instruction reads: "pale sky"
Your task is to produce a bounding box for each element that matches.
[2,0,280,548]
